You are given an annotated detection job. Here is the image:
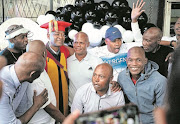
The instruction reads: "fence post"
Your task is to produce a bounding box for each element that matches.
[2,0,5,22]
[50,0,53,10]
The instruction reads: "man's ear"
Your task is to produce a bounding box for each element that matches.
[87,42,90,47]
[105,38,109,45]
[126,58,128,65]
[157,38,161,44]
[9,39,14,43]
[110,75,114,81]
[30,71,36,78]
[47,33,50,40]
[43,51,46,58]
[145,58,148,64]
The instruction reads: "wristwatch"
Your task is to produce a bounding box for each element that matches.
[170,40,176,47]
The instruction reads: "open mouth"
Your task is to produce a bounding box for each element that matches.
[114,48,120,52]
[143,47,148,50]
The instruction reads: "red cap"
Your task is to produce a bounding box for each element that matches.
[40,20,72,33]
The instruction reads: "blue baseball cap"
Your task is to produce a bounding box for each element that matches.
[105,27,122,41]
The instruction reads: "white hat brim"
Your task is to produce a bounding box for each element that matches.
[5,28,29,40]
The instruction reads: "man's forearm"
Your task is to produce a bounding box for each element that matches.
[44,103,65,123]
[18,104,39,124]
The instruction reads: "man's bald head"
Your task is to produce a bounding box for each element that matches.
[15,52,45,83]
[144,27,163,40]
[74,32,89,43]
[127,46,146,59]
[142,27,162,53]
[95,63,113,77]
[27,40,46,58]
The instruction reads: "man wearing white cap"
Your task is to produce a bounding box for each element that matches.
[0,24,30,65]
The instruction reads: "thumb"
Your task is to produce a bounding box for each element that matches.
[165,55,170,62]
[63,110,80,124]
[34,90,37,96]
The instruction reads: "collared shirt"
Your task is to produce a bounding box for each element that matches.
[15,70,56,124]
[0,65,29,124]
[67,52,103,106]
[71,83,125,114]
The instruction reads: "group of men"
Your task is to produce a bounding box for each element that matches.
[0,0,178,123]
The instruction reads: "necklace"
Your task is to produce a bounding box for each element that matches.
[9,50,23,61]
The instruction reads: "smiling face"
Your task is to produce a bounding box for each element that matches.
[48,31,65,47]
[92,63,113,96]
[73,32,89,56]
[105,38,122,54]
[126,47,147,79]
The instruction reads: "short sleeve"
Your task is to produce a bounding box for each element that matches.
[71,89,84,114]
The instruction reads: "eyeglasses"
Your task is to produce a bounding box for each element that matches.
[5,25,24,35]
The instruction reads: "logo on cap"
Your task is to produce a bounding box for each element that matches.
[112,31,117,34]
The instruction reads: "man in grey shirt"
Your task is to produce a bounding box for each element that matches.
[71,63,125,113]
[118,47,167,124]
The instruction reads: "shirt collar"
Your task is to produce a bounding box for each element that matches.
[48,42,60,55]
[10,65,21,89]
[72,52,90,61]
[91,83,112,97]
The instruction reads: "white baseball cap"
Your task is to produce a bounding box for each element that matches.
[5,25,30,40]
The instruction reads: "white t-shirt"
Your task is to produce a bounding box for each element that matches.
[26,70,56,124]
[162,35,177,41]
[88,43,142,81]
[67,53,103,106]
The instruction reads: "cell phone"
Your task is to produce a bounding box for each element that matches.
[75,104,140,124]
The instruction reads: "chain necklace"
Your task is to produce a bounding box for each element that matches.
[9,50,23,61]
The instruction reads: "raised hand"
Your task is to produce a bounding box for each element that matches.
[131,0,146,23]
[33,88,48,109]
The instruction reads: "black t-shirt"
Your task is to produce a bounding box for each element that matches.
[145,45,173,77]
[0,48,25,65]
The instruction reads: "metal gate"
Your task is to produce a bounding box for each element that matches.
[0,0,75,24]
